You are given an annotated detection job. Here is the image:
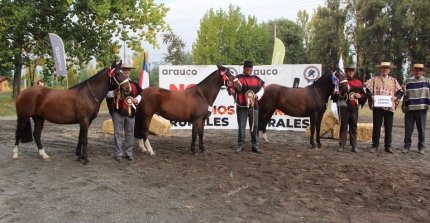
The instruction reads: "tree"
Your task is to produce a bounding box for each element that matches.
[0,0,169,98]
[308,0,347,70]
[296,10,311,58]
[162,31,190,65]
[192,5,270,65]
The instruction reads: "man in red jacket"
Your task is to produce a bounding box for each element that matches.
[338,64,367,152]
[106,63,142,161]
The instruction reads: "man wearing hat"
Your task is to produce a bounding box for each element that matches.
[402,63,430,154]
[106,63,143,161]
[338,65,367,152]
[233,60,265,154]
[365,62,403,153]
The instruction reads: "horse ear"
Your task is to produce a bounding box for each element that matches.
[118,60,122,68]
[217,64,222,70]
[111,60,116,69]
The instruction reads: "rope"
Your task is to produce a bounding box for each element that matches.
[87,81,99,103]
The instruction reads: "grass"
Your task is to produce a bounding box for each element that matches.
[0,92,16,116]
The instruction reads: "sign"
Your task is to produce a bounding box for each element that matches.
[373,95,393,107]
[48,33,67,76]
[159,64,322,131]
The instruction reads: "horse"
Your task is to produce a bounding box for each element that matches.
[13,60,130,164]
[258,66,348,148]
[135,64,242,155]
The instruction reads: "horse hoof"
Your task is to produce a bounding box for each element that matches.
[41,157,51,161]
[83,160,89,165]
[149,152,155,156]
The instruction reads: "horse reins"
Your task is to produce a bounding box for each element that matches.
[87,81,100,103]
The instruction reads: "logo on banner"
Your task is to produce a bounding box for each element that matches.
[303,65,320,83]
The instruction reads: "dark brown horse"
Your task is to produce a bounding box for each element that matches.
[258,67,348,148]
[14,61,130,164]
[135,65,242,155]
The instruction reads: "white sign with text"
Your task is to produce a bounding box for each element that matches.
[159,64,322,131]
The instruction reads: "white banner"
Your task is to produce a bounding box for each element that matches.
[48,33,67,76]
[159,64,322,131]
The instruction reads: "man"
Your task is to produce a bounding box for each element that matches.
[233,60,265,154]
[338,65,367,152]
[365,62,403,153]
[402,63,430,154]
[106,63,142,161]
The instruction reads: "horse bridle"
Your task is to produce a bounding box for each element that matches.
[108,68,131,92]
[220,69,241,89]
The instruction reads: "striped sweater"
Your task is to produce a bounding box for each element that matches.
[404,76,430,111]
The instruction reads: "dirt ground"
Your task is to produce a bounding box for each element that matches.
[0,113,429,223]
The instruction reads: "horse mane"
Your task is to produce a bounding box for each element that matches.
[187,69,218,89]
[311,70,331,85]
[69,68,109,89]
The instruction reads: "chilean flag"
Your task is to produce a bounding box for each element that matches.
[138,52,150,89]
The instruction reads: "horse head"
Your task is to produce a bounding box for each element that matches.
[109,60,131,93]
[217,64,242,94]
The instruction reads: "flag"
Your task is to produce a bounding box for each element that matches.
[139,52,150,89]
[271,37,285,65]
[338,55,344,70]
[48,33,67,76]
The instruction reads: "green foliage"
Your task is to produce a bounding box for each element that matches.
[162,31,191,65]
[308,0,347,69]
[264,19,307,64]
[0,92,16,116]
[0,0,169,98]
[192,5,270,65]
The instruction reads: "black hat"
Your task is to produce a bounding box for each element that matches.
[243,60,253,67]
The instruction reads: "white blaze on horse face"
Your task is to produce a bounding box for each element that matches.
[38,149,50,160]
[12,145,19,159]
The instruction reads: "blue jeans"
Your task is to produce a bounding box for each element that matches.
[236,106,259,149]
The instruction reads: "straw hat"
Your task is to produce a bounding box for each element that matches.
[344,64,356,70]
[121,64,135,69]
[376,62,396,68]
[412,63,425,70]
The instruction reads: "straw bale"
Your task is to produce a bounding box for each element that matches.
[149,114,171,136]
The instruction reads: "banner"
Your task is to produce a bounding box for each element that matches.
[139,52,150,89]
[48,33,67,76]
[271,37,285,65]
[159,64,322,131]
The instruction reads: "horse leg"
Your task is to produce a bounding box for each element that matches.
[316,113,324,148]
[32,115,50,160]
[76,128,83,159]
[197,120,206,155]
[190,124,198,155]
[309,117,316,149]
[138,116,155,156]
[261,108,275,143]
[13,117,32,159]
[79,121,90,165]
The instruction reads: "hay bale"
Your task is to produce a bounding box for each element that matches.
[332,123,380,142]
[103,119,114,134]
[149,114,171,136]
[102,115,172,136]
[305,111,339,137]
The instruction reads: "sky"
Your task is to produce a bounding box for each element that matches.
[130,0,326,64]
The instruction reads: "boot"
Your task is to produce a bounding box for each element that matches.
[235,145,244,154]
[385,147,394,153]
[338,145,344,152]
[252,146,262,154]
[351,147,358,153]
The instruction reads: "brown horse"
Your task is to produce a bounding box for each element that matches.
[135,64,242,155]
[258,66,348,148]
[14,61,130,164]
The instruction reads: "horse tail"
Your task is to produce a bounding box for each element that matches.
[19,119,33,143]
[134,109,143,139]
